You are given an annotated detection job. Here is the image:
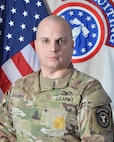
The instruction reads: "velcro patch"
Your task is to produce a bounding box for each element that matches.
[96,107,110,128]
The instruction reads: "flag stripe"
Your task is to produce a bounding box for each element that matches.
[30,41,35,50]
[12,52,33,76]
[21,44,40,72]
[1,59,22,84]
[0,68,11,93]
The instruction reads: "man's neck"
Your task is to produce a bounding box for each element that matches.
[41,67,71,79]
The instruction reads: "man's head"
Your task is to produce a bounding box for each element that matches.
[35,15,74,72]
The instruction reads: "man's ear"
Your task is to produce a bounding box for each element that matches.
[34,39,37,50]
[72,40,74,49]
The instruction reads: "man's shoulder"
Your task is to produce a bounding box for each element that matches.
[15,71,40,85]
[71,69,112,105]
[71,68,97,89]
[9,70,40,94]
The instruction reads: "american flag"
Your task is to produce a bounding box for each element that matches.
[0,0,49,99]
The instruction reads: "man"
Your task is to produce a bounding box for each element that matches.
[0,15,113,142]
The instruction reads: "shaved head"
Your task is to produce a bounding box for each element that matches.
[36,15,73,39]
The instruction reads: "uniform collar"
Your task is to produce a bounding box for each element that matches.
[39,64,74,91]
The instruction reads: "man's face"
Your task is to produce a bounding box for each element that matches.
[35,20,74,71]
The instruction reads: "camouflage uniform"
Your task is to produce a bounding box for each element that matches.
[0,65,113,142]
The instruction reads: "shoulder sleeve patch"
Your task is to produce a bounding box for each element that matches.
[90,105,112,133]
[96,107,110,128]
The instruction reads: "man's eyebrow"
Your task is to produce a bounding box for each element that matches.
[56,37,68,40]
[40,37,48,39]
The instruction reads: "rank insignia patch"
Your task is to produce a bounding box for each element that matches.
[96,107,110,128]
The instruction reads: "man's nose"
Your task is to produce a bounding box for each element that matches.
[50,41,59,52]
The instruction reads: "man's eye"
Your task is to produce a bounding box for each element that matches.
[58,39,67,45]
[42,39,48,43]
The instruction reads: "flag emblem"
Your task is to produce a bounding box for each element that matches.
[53,2,105,63]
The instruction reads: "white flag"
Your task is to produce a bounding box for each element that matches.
[44,0,114,119]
